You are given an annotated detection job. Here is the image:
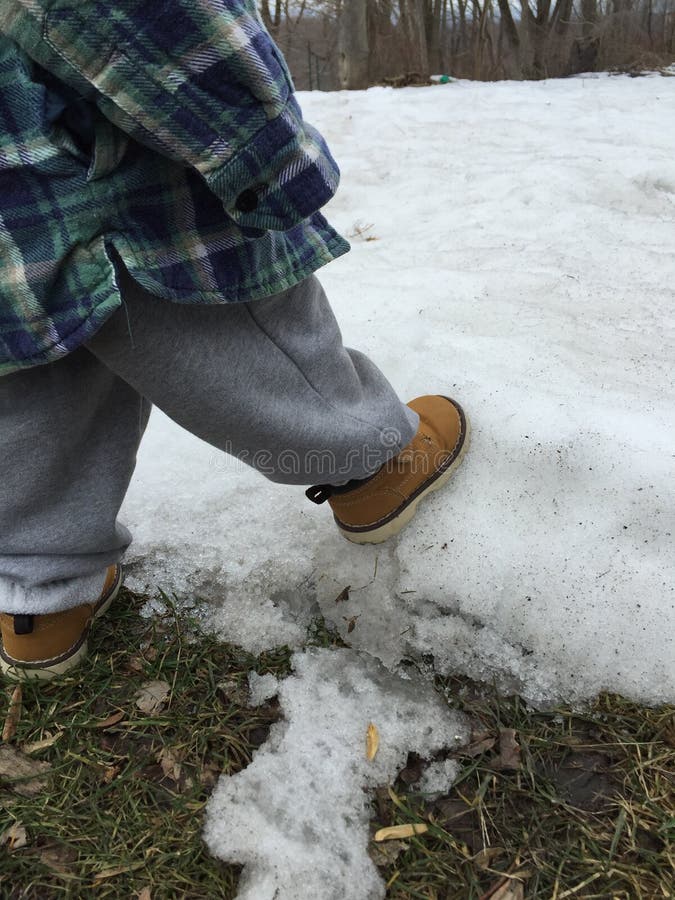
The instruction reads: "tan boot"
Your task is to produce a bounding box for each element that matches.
[0,564,122,681]
[306,396,469,544]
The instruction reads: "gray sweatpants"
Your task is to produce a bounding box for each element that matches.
[0,264,418,614]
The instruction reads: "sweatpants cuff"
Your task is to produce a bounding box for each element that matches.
[0,569,109,615]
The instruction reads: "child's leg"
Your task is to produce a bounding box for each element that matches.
[86,263,419,485]
[0,347,151,615]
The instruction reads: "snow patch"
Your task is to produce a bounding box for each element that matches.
[121,75,675,706]
[248,672,280,706]
[413,759,462,800]
[203,648,468,900]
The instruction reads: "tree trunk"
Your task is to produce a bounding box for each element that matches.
[400,0,430,75]
[260,0,282,35]
[497,0,521,71]
[580,0,597,37]
[338,0,370,88]
[426,0,444,73]
[458,0,468,56]
[522,0,551,77]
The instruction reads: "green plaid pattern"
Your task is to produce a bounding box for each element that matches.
[0,1,349,375]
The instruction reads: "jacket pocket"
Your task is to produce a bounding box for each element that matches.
[33,55,130,181]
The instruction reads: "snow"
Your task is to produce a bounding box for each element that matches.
[120,75,675,897]
[413,758,462,800]
[247,671,280,706]
[203,648,467,900]
[123,74,675,707]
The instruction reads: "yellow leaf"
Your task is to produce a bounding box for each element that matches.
[374,823,429,842]
[93,710,126,730]
[366,723,380,761]
[21,732,63,754]
[2,684,22,743]
[93,861,146,882]
[0,822,28,851]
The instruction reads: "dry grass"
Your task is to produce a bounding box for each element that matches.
[0,590,672,899]
[371,678,674,899]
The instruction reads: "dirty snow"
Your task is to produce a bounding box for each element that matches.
[203,648,468,900]
[413,758,462,800]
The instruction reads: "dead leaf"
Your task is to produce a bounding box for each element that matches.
[490,880,524,900]
[374,823,428,842]
[0,823,28,851]
[102,765,120,784]
[157,747,183,782]
[433,798,482,853]
[216,678,250,707]
[335,586,351,603]
[93,861,146,882]
[137,889,152,900]
[462,736,497,758]
[199,762,221,790]
[398,755,425,785]
[126,656,145,673]
[22,732,63,754]
[93,710,125,730]
[493,729,521,771]
[366,723,380,761]
[343,614,360,634]
[151,747,193,792]
[135,681,170,716]
[2,684,22,742]
[0,745,51,797]
[474,846,504,870]
[369,837,408,867]
[37,841,77,875]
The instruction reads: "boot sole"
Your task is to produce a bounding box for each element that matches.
[337,404,471,545]
[0,565,122,682]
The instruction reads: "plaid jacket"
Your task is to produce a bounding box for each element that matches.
[0,0,349,376]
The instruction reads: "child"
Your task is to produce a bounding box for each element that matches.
[0,1,469,680]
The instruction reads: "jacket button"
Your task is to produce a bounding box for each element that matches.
[235,189,259,213]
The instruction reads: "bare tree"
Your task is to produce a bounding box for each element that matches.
[338,0,370,87]
[260,0,283,34]
[259,0,675,88]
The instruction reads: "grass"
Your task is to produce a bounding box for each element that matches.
[375,681,674,899]
[0,589,673,899]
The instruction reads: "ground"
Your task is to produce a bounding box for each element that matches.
[0,591,672,898]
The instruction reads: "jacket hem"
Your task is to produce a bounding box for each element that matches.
[0,290,121,377]
[0,231,350,377]
[111,231,351,305]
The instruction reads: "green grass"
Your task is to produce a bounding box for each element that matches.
[0,590,672,899]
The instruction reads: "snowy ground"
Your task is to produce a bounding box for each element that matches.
[120,75,675,898]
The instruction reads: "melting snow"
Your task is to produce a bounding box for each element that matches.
[119,75,675,898]
[203,648,467,900]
